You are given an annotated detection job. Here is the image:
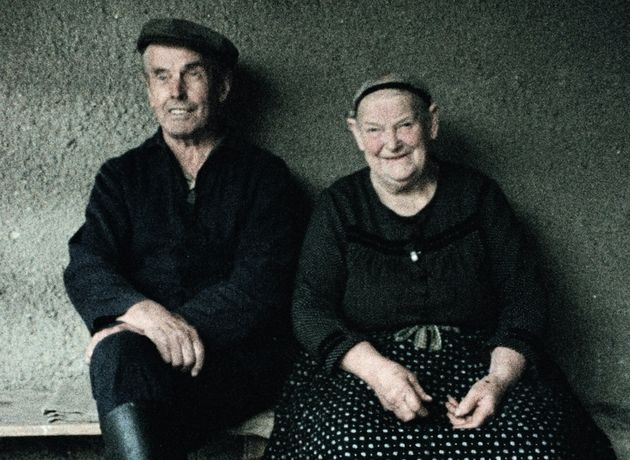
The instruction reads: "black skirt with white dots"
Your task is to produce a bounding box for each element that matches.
[263,328,616,460]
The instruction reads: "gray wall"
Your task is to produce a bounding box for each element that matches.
[1,0,627,432]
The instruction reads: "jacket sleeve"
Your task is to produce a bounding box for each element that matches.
[291,191,367,372]
[64,160,147,334]
[480,179,547,364]
[175,159,304,351]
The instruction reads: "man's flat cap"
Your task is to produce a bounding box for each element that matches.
[137,18,238,67]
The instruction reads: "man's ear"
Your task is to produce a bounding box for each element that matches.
[140,52,151,94]
[346,116,365,151]
[141,72,156,108]
[218,71,233,103]
[428,103,439,140]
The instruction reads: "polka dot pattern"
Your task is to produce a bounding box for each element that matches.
[264,329,615,459]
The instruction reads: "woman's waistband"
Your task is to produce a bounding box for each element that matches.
[371,324,490,352]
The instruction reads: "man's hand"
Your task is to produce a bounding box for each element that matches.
[341,341,432,422]
[117,299,205,377]
[445,374,507,429]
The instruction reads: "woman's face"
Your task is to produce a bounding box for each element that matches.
[348,89,438,192]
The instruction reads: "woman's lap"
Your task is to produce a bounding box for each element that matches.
[265,330,615,459]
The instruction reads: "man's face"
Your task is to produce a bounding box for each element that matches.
[143,44,229,141]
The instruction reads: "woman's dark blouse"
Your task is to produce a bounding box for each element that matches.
[292,162,546,372]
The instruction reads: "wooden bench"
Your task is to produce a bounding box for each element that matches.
[3,389,626,458]
[0,388,272,459]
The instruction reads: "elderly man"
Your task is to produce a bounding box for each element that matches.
[64,18,302,459]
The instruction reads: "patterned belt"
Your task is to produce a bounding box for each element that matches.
[393,325,461,351]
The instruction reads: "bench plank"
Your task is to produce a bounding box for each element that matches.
[0,389,100,437]
[0,423,100,437]
[0,388,273,441]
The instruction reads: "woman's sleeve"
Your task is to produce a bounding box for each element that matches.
[292,190,367,372]
[480,180,547,364]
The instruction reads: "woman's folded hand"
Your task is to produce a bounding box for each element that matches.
[368,359,433,422]
[445,374,507,429]
[341,341,432,422]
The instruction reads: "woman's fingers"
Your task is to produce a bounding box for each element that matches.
[402,390,422,414]
[381,391,423,422]
[448,403,494,429]
[394,402,418,422]
[445,394,459,415]
[367,359,436,422]
[446,378,503,429]
[407,373,433,402]
[404,373,431,417]
[392,384,429,420]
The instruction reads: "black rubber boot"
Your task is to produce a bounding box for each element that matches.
[100,401,187,460]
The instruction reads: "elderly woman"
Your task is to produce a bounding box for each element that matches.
[263,75,616,459]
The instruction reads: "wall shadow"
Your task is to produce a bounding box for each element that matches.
[433,122,580,378]
[223,64,278,146]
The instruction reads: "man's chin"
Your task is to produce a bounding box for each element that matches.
[162,126,208,142]
[168,131,197,140]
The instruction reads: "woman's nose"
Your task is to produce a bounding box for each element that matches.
[383,128,401,150]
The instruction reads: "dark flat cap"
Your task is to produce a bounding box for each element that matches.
[351,73,432,115]
[137,18,238,67]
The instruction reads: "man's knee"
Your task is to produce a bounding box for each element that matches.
[90,330,170,416]
[90,330,157,371]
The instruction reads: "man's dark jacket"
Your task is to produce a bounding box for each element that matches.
[64,131,303,352]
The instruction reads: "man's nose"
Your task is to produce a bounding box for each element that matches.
[169,77,186,99]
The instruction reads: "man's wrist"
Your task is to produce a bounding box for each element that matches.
[117,299,155,328]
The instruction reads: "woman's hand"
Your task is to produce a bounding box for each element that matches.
[369,359,433,422]
[445,374,507,429]
[341,341,432,422]
[445,346,526,429]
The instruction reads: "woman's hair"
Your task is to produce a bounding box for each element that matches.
[348,73,434,126]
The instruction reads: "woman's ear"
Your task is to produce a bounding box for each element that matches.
[428,103,439,140]
[346,117,365,151]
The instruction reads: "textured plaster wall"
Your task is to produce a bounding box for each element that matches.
[0,0,627,437]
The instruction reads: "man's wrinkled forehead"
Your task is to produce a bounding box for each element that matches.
[143,44,208,70]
